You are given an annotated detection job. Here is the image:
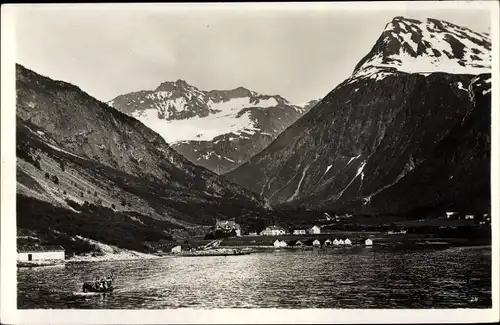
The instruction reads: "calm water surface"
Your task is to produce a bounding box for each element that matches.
[18,246,491,309]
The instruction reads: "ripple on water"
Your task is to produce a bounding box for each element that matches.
[17,246,492,309]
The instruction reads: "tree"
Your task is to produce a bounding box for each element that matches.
[94,191,97,197]
[45,172,50,179]
[121,199,126,206]
[51,175,59,184]
[111,203,116,210]
[80,191,84,197]
[59,161,65,171]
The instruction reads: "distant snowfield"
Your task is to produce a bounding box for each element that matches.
[132,96,276,143]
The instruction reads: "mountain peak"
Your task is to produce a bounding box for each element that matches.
[351,16,491,79]
[155,79,197,92]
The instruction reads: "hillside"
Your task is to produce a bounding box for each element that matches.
[15,64,268,256]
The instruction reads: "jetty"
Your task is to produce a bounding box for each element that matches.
[175,248,252,257]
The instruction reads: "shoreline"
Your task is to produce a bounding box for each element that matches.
[18,240,491,266]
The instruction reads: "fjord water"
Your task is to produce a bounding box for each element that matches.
[18,246,491,309]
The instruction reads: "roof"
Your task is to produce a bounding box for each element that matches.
[216,219,241,229]
[17,245,65,253]
[265,225,285,231]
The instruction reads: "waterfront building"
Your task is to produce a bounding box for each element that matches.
[293,229,306,235]
[365,238,373,246]
[312,239,321,246]
[17,245,65,261]
[324,239,332,246]
[338,239,345,245]
[344,238,352,246]
[332,239,339,246]
[171,245,182,253]
[273,240,287,247]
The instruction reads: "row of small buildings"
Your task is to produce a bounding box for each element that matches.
[256,225,321,236]
[214,218,323,237]
[273,238,373,247]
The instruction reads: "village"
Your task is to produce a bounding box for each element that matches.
[16,210,491,264]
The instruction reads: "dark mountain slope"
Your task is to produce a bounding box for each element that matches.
[225,17,491,216]
[16,64,268,254]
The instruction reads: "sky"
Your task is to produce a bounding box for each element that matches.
[14,3,492,105]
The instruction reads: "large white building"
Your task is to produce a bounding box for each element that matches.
[17,245,65,261]
[260,226,286,236]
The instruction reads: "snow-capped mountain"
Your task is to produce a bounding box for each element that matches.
[109,82,318,173]
[225,17,491,216]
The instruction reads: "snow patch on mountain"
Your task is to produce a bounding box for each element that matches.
[352,17,491,81]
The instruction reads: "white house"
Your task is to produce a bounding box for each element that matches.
[293,229,306,235]
[171,245,182,253]
[365,238,373,246]
[295,240,304,247]
[446,211,458,219]
[17,245,65,261]
[465,214,475,220]
[344,238,352,246]
[307,225,321,234]
[312,239,321,247]
[324,239,332,246]
[332,239,339,246]
[338,239,345,245]
[261,226,286,236]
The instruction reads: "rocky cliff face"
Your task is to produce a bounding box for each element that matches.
[16,64,268,249]
[109,81,317,174]
[224,17,491,216]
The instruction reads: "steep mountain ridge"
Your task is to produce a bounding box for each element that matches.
[16,64,268,253]
[109,81,318,173]
[225,16,491,216]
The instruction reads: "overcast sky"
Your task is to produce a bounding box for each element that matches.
[14,4,492,105]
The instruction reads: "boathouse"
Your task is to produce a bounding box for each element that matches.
[17,245,65,261]
[338,239,345,245]
[171,245,182,253]
[312,239,321,247]
[344,238,352,246]
[332,239,339,246]
[365,238,373,246]
[273,240,287,248]
[324,239,332,246]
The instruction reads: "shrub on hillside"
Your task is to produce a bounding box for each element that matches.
[17,195,181,254]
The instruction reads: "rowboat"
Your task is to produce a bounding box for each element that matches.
[82,275,114,293]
